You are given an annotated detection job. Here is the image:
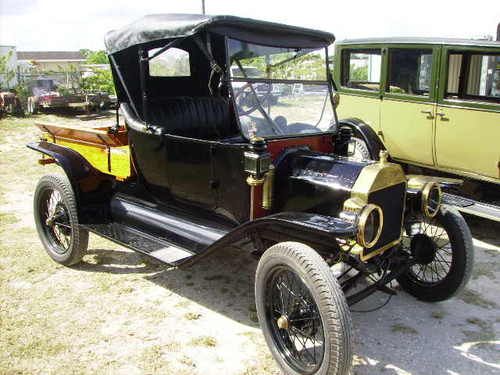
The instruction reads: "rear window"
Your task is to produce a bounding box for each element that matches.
[148,47,191,77]
[341,49,382,91]
[386,48,433,96]
[446,52,500,102]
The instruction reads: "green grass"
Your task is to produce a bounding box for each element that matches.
[391,323,418,335]
[189,335,217,347]
[459,289,497,309]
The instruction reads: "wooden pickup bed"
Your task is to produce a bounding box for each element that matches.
[36,122,132,180]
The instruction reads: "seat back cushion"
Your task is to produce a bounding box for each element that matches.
[148,96,238,139]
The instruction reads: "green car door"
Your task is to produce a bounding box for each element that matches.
[435,46,500,183]
[379,46,440,166]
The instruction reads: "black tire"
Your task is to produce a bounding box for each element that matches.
[255,242,353,375]
[397,207,474,302]
[34,174,88,266]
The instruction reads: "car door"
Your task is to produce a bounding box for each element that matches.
[435,46,500,182]
[335,47,383,133]
[380,46,439,166]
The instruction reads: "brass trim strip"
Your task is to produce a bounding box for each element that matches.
[360,238,401,262]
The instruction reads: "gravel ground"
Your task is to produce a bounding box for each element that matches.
[0,113,498,375]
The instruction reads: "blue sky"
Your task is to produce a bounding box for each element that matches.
[0,0,499,50]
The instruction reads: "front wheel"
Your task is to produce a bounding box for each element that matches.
[255,242,353,375]
[397,207,474,302]
[34,174,89,266]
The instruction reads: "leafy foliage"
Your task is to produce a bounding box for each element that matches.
[349,64,368,81]
[0,50,16,89]
[80,68,115,94]
[80,49,109,64]
[79,49,115,94]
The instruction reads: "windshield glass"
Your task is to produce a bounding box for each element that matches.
[228,39,336,139]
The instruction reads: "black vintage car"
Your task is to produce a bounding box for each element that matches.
[28,14,474,375]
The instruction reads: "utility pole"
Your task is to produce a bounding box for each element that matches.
[202,0,206,15]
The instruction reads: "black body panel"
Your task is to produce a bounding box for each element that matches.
[89,193,357,266]
[274,149,365,216]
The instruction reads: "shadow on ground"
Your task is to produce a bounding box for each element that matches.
[78,216,499,374]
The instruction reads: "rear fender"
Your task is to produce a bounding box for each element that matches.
[27,141,94,184]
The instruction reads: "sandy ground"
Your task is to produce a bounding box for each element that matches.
[0,113,498,375]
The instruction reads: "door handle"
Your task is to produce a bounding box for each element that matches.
[420,110,434,119]
[437,112,449,121]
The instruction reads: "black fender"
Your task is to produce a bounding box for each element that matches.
[339,118,385,160]
[27,141,95,185]
[185,211,358,266]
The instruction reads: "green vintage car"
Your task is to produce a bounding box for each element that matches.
[333,38,500,221]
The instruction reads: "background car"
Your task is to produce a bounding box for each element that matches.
[334,38,500,222]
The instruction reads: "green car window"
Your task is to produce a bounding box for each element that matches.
[446,52,500,103]
[341,49,381,91]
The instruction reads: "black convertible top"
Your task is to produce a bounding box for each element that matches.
[105,14,335,54]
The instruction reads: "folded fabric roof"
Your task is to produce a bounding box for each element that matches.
[104,14,335,54]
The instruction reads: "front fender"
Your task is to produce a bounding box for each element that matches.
[339,118,385,160]
[185,212,357,266]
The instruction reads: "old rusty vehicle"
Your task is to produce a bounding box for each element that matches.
[28,15,474,375]
[26,78,112,114]
[334,38,500,222]
[0,90,21,116]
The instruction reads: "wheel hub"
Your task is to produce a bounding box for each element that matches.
[277,315,289,330]
[411,233,437,265]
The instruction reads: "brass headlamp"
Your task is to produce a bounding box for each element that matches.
[341,197,384,249]
[421,181,442,218]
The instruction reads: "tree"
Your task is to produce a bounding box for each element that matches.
[81,68,115,94]
[79,49,114,94]
[84,50,109,64]
[0,50,16,89]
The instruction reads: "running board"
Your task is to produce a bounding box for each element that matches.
[443,193,500,222]
[84,223,196,266]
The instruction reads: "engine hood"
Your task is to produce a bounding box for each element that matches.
[273,150,367,216]
[273,149,406,217]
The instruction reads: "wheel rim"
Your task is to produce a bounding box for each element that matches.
[264,266,325,374]
[403,215,453,286]
[38,188,72,254]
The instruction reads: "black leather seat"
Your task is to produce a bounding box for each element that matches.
[148,96,238,140]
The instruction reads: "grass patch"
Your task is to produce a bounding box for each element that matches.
[459,290,497,309]
[184,312,202,321]
[189,336,217,347]
[0,212,19,225]
[463,317,496,342]
[391,324,418,335]
[139,344,169,373]
[472,262,497,280]
[431,311,446,319]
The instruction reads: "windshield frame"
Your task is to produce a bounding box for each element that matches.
[225,37,339,141]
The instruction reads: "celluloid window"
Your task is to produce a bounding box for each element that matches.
[148,47,191,77]
[386,49,433,96]
[341,49,381,91]
[446,52,500,102]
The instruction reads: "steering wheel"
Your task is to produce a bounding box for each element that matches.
[233,82,273,116]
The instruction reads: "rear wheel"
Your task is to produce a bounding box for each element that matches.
[34,174,88,266]
[255,242,352,375]
[397,207,474,302]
